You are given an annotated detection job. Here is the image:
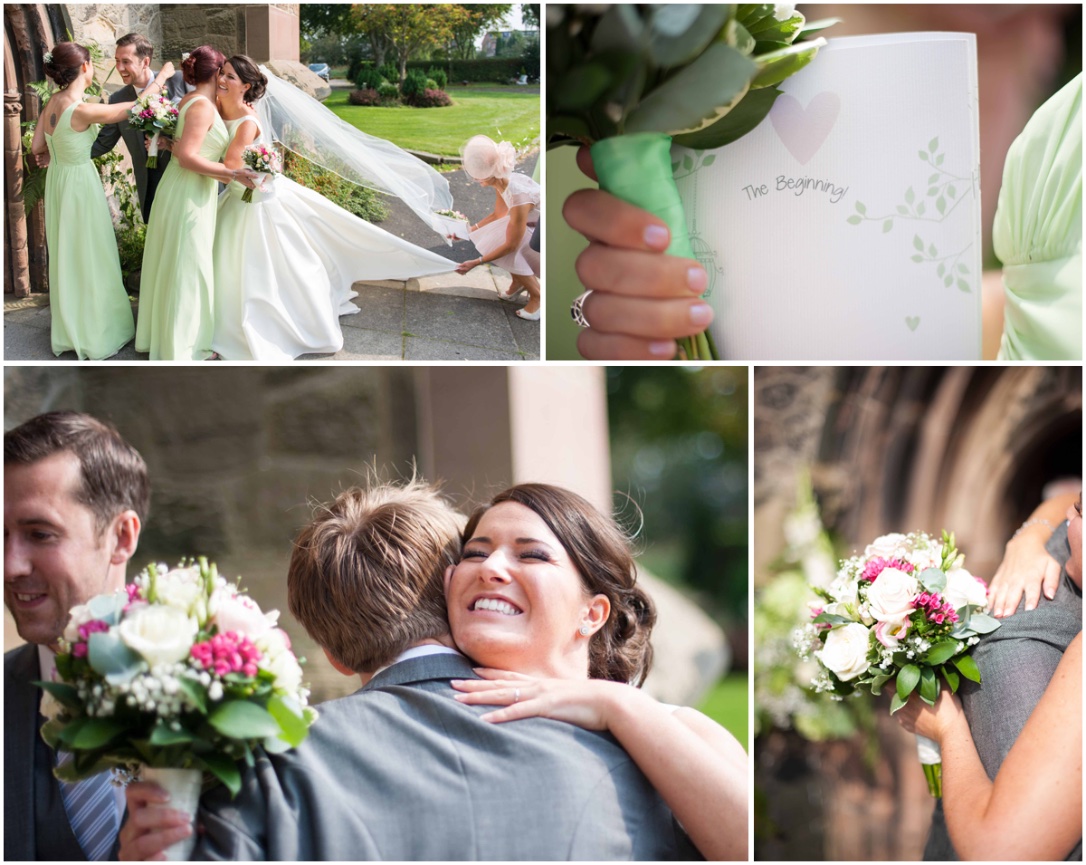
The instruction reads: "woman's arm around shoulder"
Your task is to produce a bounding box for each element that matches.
[222,119,259,170]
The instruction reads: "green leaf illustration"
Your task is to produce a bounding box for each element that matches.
[917,202,926,215]
[911,254,924,262]
[683,154,694,171]
[956,263,969,274]
[944,274,953,287]
[855,201,866,214]
[928,243,937,257]
[929,136,939,153]
[928,173,940,184]
[897,205,909,215]
[918,150,928,162]
[671,161,681,173]
[913,235,924,251]
[947,185,956,199]
[937,263,946,277]
[936,153,945,166]
[936,196,946,214]
[905,187,915,204]
[702,154,716,167]
[956,278,970,293]
[927,187,938,197]
[846,215,862,225]
[882,219,893,233]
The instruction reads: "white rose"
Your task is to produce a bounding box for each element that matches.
[866,567,920,623]
[264,650,303,694]
[864,533,909,559]
[155,569,204,617]
[817,623,872,681]
[943,568,989,612]
[118,605,197,666]
[255,628,292,662]
[209,590,274,638]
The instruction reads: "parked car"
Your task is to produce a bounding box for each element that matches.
[308,63,331,81]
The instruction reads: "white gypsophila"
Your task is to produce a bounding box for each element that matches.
[866,568,920,623]
[943,567,989,612]
[118,605,197,667]
[817,622,872,682]
[264,650,303,695]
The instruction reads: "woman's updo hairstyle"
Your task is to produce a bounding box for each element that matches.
[181,45,225,85]
[44,42,90,90]
[462,483,657,686]
[224,55,267,103]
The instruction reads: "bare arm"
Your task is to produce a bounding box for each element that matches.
[470,191,508,232]
[221,120,259,171]
[31,102,48,159]
[72,63,176,131]
[172,99,248,185]
[897,633,1082,860]
[988,491,1077,617]
[453,672,749,860]
[457,203,531,274]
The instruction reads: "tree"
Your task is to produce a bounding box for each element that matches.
[522,4,540,29]
[351,4,472,83]
[447,4,511,60]
[301,5,355,39]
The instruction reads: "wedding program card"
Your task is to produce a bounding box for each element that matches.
[674,33,982,359]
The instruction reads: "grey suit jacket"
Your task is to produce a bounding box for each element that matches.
[924,523,1083,860]
[192,653,701,860]
[90,71,186,221]
[4,643,87,861]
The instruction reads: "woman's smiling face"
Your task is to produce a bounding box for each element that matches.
[445,501,605,679]
[217,62,248,101]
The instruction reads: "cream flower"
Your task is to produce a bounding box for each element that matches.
[118,605,196,666]
[866,567,920,624]
[817,623,872,681]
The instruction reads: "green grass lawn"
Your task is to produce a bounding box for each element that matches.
[324,85,540,156]
[699,671,749,751]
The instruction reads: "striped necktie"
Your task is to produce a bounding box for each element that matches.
[56,752,118,861]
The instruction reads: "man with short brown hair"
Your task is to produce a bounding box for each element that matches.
[4,410,149,860]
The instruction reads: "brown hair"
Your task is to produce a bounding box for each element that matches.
[224,55,267,103]
[4,411,150,534]
[44,42,90,90]
[462,484,656,686]
[116,33,153,62]
[287,480,463,673]
[181,44,225,85]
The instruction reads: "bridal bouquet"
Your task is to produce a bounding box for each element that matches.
[128,93,179,168]
[38,558,316,856]
[548,4,834,360]
[434,208,471,240]
[241,143,282,203]
[795,531,1000,797]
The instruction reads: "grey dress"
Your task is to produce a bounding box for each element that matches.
[923,522,1082,860]
[192,652,702,860]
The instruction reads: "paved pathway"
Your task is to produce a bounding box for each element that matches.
[4,154,540,362]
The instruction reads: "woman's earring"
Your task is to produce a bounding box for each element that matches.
[579,624,592,637]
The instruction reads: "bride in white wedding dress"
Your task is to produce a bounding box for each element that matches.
[211,56,455,361]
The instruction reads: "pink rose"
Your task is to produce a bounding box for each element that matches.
[209,590,274,638]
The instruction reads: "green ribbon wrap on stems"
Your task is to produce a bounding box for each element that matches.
[590,132,718,360]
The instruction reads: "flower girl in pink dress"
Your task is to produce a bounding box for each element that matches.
[455,135,541,320]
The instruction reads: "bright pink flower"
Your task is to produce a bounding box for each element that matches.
[862,556,915,582]
[191,631,263,678]
[77,620,110,641]
[72,643,88,659]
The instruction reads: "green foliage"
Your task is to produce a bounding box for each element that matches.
[377,82,401,102]
[401,69,429,98]
[378,62,399,82]
[282,150,389,223]
[354,66,385,90]
[405,56,530,83]
[427,66,448,90]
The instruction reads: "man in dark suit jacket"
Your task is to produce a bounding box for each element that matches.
[4,412,149,861]
[89,33,187,223]
[121,483,700,860]
[923,498,1083,860]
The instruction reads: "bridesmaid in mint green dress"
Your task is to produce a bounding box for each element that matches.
[136,45,256,360]
[29,43,174,359]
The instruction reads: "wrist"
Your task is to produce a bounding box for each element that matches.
[1011,519,1054,543]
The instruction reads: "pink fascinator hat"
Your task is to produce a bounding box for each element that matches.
[461,135,516,181]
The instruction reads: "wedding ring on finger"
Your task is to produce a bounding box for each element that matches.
[570,291,592,328]
[513,688,521,704]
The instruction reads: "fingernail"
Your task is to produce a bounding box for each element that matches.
[644,224,669,250]
[1046,589,1056,599]
[689,303,713,327]
[648,340,674,357]
[686,267,708,293]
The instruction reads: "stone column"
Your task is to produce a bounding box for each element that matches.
[4,88,29,297]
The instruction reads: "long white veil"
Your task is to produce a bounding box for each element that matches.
[256,66,454,242]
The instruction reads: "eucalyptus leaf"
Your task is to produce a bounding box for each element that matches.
[87,631,143,684]
[672,83,780,149]
[918,567,946,593]
[589,4,645,55]
[750,38,825,89]
[627,42,756,136]
[967,612,1000,634]
[648,4,733,67]
[87,591,127,625]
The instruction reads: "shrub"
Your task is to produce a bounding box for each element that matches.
[354,67,384,90]
[283,150,388,223]
[400,69,428,98]
[424,78,438,91]
[405,88,452,109]
[378,62,398,83]
[427,66,448,90]
[404,57,528,83]
[377,82,400,102]
[348,88,381,107]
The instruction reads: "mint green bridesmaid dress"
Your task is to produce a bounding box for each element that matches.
[135,95,228,360]
[43,102,135,359]
[993,73,1082,360]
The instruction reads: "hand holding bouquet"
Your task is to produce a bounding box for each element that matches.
[241,143,282,203]
[796,531,1000,796]
[548,4,834,359]
[434,208,471,240]
[128,93,179,169]
[38,558,317,856]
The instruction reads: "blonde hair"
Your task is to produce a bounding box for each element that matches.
[287,480,464,672]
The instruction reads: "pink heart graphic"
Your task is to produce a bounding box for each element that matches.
[770,92,841,165]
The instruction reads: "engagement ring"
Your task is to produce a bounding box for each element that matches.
[570,291,592,328]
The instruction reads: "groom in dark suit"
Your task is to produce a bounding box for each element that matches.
[4,411,150,860]
[121,482,699,860]
[923,496,1083,860]
[90,33,187,223]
